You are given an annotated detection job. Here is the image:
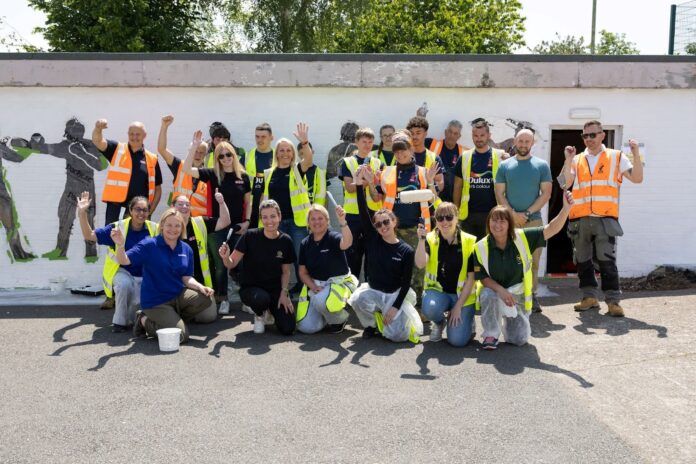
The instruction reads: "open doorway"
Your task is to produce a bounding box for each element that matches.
[546,128,615,274]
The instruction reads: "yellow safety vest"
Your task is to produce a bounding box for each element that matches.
[458,148,503,220]
[423,230,477,305]
[101,218,158,298]
[305,166,327,206]
[474,229,534,312]
[245,147,275,189]
[190,216,213,288]
[343,155,383,214]
[296,274,358,322]
[261,165,312,227]
[418,149,438,169]
[370,149,395,167]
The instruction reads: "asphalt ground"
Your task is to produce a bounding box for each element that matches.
[1,280,693,463]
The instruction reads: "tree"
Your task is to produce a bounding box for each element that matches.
[684,42,696,55]
[28,0,221,52]
[531,33,586,55]
[0,17,42,52]
[595,30,639,55]
[328,0,526,53]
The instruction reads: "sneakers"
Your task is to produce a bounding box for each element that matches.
[100,296,114,310]
[112,324,127,333]
[241,304,255,315]
[262,311,275,326]
[133,310,146,337]
[482,336,498,350]
[218,300,230,315]
[532,294,542,313]
[607,302,625,317]
[326,320,347,334]
[253,316,265,334]
[574,297,600,312]
[362,326,380,339]
[430,320,445,342]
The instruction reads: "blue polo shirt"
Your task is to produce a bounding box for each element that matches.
[95,223,152,277]
[126,236,194,309]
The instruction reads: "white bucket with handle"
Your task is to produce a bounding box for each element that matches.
[156,328,182,352]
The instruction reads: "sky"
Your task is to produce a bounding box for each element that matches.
[0,0,685,54]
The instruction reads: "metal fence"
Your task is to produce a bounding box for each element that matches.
[670,0,696,54]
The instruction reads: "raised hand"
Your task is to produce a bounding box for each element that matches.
[416,222,427,239]
[218,242,230,260]
[161,115,174,127]
[293,122,309,144]
[426,162,440,184]
[564,145,576,161]
[95,119,108,130]
[562,189,575,210]
[362,165,375,185]
[336,205,346,222]
[214,188,224,204]
[110,226,125,246]
[76,191,91,213]
[192,129,203,146]
[628,139,640,155]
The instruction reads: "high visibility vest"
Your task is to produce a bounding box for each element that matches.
[474,229,534,312]
[569,149,622,220]
[423,230,477,305]
[189,216,213,288]
[101,218,158,298]
[245,147,275,189]
[296,274,358,322]
[370,149,395,167]
[429,139,463,158]
[102,143,157,204]
[343,156,383,214]
[457,148,503,220]
[171,163,208,217]
[304,166,327,206]
[382,165,431,232]
[418,149,438,169]
[261,165,312,227]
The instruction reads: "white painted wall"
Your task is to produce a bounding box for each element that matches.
[1,86,694,288]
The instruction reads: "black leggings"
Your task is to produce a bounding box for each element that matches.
[239,287,295,335]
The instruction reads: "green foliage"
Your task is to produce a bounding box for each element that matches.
[595,30,639,55]
[0,16,42,52]
[28,0,219,52]
[531,30,639,55]
[328,0,525,53]
[684,42,696,55]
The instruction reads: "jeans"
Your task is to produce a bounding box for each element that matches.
[279,218,307,285]
[112,268,141,327]
[422,290,476,347]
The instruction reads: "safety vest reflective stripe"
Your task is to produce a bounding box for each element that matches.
[261,165,311,227]
[382,165,431,232]
[101,218,158,298]
[190,216,212,288]
[105,180,129,187]
[570,149,622,219]
[172,163,208,217]
[458,148,502,221]
[296,275,356,322]
[343,156,383,213]
[310,167,327,206]
[423,230,476,305]
[429,139,443,155]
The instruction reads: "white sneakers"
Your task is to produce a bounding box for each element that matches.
[430,320,445,342]
[253,316,265,334]
[262,311,275,326]
[241,304,255,315]
[218,300,230,315]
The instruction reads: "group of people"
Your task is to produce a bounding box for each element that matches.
[78,114,643,350]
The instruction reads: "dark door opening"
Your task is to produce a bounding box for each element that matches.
[546,128,615,274]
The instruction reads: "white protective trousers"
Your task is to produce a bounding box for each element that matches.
[348,283,423,342]
[479,285,531,346]
[296,275,356,334]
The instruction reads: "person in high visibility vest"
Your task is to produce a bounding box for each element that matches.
[261,123,315,295]
[219,200,297,335]
[296,204,357,334]
[244,122,275,227]
[92,119,163,225]
[157,115,210,217]
[453,118,508,240]
[339,127,385,279]
[295,140,326,207]
[370,124,396,166]
[205,121,246,170]
[474,192,575,350]
[414,202,477,346]
[171,192,230,319]
[406,116,445,194]
[76,193,157,333]
[114,208,216,343]
[557,120,644,317]
[347,166,423,343]
[425,120,468,202]
[183,130,252,315]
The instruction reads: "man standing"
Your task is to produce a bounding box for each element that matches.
[453,119,507,240]
[406,116,445,194]
[92,119,162,224]
[558,120,643,317]
[426,120,467,202]
[494,129,552,312]
[243,123,275,227]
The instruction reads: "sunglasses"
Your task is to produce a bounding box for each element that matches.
[435,214,455,222]
[218,152,234,159]
[373,218,391,229]
[581,132,602,140]
[131,207,148,214]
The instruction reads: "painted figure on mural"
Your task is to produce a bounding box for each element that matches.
[0,136,36,261]
[28,118,107,261]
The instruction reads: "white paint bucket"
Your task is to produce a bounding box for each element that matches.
[49,277,67,294]
[156,328,182,352]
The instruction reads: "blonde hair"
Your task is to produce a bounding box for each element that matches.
[306,204,330,227]
[158,208,186,240]
[273,138,299,168]
[213,141,245,184]
[434,202,462,243]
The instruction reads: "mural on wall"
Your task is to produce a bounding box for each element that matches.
[325,121,358,180]
[0,137,35,262]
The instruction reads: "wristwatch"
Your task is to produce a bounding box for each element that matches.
[525,210,532,219]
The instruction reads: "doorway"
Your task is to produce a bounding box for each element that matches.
[546,128,615,274]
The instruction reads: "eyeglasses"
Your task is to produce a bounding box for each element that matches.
[581,132,601,140]
[218,152,234,159]
[131,207,148,214]
[373,218,391,229]
[435,214,455,222]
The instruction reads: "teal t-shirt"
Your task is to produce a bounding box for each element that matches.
[495,156,552,221]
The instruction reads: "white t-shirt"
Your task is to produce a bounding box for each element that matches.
[572,145,633,177]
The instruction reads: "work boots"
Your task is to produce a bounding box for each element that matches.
[573,297,600,311]
[607,303,625,317]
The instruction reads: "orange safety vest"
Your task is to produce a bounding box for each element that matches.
[569,149,623,220]
[382,165,431,232]
[171,163,208,217]
[102,143,157,204]
[429,139,463,158]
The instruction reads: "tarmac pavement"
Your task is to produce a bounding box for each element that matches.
[0,280,693,463]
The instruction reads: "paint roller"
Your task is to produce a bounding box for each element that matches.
[398,189,435,204]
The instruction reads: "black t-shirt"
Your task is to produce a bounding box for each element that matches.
[268,166,306,219]
[298,230,349,281]
[392,163,422,229]
[425,236,475,294]
[299,164,319,204]
[454,148,497,214]
[169,157,202,194]
[414,150,444,175]
[197,168,251,224]
[183,218,217,285]
[377,149,394,166]
[235,228,296,290]
[243,150,274,226]
[101,140,162,203]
